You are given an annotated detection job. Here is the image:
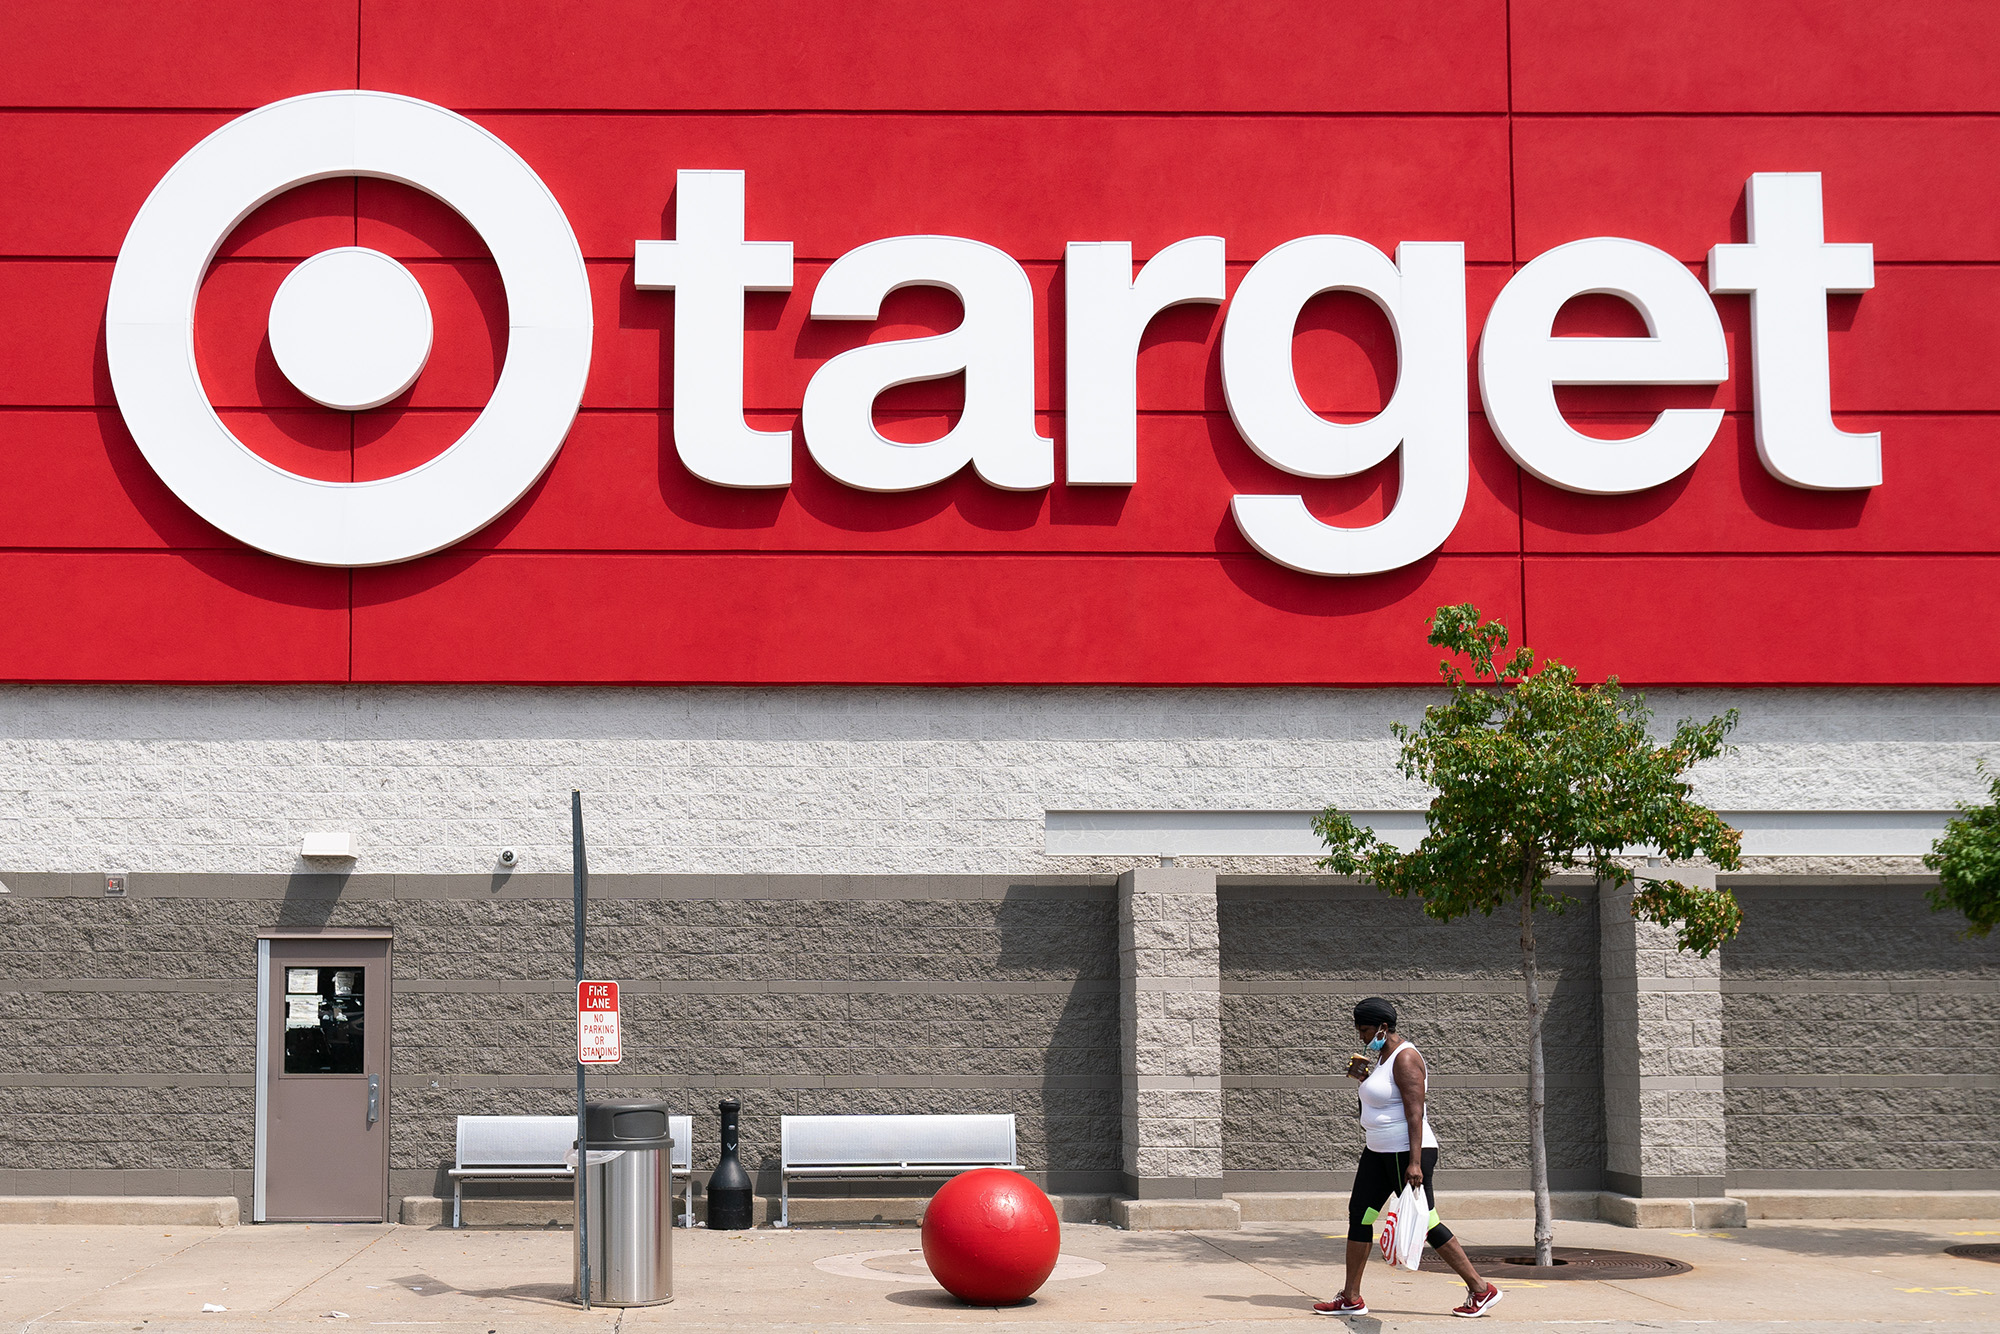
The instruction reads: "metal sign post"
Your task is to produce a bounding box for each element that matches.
[571,790,590,1310]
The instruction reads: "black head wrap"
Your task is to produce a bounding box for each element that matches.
[1352,996,1398,1030]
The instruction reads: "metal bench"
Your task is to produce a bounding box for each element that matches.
[448,1113,695,1228]
[777,1113,1018,1228]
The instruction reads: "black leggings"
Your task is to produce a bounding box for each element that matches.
[1346,1146,1454,1248]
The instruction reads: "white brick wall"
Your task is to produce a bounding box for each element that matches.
[1,685,1995,875]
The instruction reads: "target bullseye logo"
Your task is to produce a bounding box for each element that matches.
[267,246,435,412]
[106,91,592,568]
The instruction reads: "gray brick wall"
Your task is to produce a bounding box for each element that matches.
[1721,883,2000,1185]
[0,1085,252,1174]
[0,881,1122,1202]
[1219,883,1603,1190]
[1118,868,1224,1194]
[8,872,1995,1204]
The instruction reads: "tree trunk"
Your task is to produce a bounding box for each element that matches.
[1520,886,1554,1266]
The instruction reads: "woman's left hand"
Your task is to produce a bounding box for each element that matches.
[1405,1162,1424,1187]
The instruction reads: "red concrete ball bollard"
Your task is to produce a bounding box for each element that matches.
[920,1168,1061,1305]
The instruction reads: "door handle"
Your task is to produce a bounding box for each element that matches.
[368,1074,380,1126]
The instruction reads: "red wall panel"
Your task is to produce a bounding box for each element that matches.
[455,411,1523,557]
[2,3,1994,685]
[0,113,1516,264]
[0,115,352,259]
[362,115,1516,264]
[0,553,347,682]
[0,411,232,549]
[0,3,357,108]
[1511,0,2000,113]
[0,263,111,407]
[1524,416,2000,555]
[351,553,1524,684]
[1513,117,2000,263]
[1527,557,2000,685]
[358,0,1509,113]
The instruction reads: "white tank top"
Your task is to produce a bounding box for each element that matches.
[1358,1042,1439,1153]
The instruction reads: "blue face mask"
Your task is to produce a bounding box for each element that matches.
[1367,1033,1388,1053]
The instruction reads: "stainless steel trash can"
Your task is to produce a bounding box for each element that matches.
[574,1100,674,1306]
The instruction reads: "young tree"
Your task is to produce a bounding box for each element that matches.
[1922,763,2000,939]
[1315,604,1745,1265]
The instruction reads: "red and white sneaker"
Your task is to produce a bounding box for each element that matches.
[1452,1284,1503,1317]
[1313,1294,1368,1316]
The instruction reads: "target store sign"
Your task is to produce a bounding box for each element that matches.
[10,3,1996,687]
[577,981,621,1065]
[109,91,1871,578]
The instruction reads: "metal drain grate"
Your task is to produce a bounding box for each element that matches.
[1419,1245,1692,1281]
[1946,1244,2000,1264]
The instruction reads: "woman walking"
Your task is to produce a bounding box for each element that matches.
[1313,997,1503,1318]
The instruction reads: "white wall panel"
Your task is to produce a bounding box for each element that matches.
[0,686,1993,875]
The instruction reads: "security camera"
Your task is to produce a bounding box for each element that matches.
[498,848,519,867]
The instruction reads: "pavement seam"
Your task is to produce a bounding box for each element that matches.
[15,1228,227,1334]
[267,1224,398,1315]
[1594,1274,1696,1313]
[1187,1232,1319,1300]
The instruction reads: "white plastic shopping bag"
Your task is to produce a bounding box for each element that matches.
[1395,1184,1429,1271]
[1377,1181,1427,1272]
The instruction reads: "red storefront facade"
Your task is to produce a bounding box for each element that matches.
[2,2,1997,1226]
[4,1,1998,686]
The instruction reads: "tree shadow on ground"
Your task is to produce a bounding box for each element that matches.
[1720,1224,1991,1259]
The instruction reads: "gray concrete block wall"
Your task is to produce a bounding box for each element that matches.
[1602,870,1727,1197]
[0,1085,251,1175]
[1217,882,1603,1192]
[0,879,1124,1208]
[1118,868,1224,1197]
[1720,882,2000,1188]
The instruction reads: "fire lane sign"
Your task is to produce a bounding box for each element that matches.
[577,980,621,1064]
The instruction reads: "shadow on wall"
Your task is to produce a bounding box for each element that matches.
[278,870,351,927]
[1721,883,2000,1181]
[1217,882,1605,1189]
[997,881,1121,1191]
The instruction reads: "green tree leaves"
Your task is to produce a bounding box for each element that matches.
[1923,763,2000,939]
[1315,604,1748,1263]
[1315,603,1745,952]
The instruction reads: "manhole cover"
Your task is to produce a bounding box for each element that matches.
[1418,1244,1691,1281]
[1946,1244,2000,1264]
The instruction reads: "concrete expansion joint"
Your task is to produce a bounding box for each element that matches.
[1633,1075,1727,1091]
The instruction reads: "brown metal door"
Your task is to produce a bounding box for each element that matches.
[264,938,390,1221]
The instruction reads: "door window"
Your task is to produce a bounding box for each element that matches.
[282,965,366,1074]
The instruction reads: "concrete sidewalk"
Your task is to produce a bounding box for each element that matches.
[3,1216,1997,1334]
